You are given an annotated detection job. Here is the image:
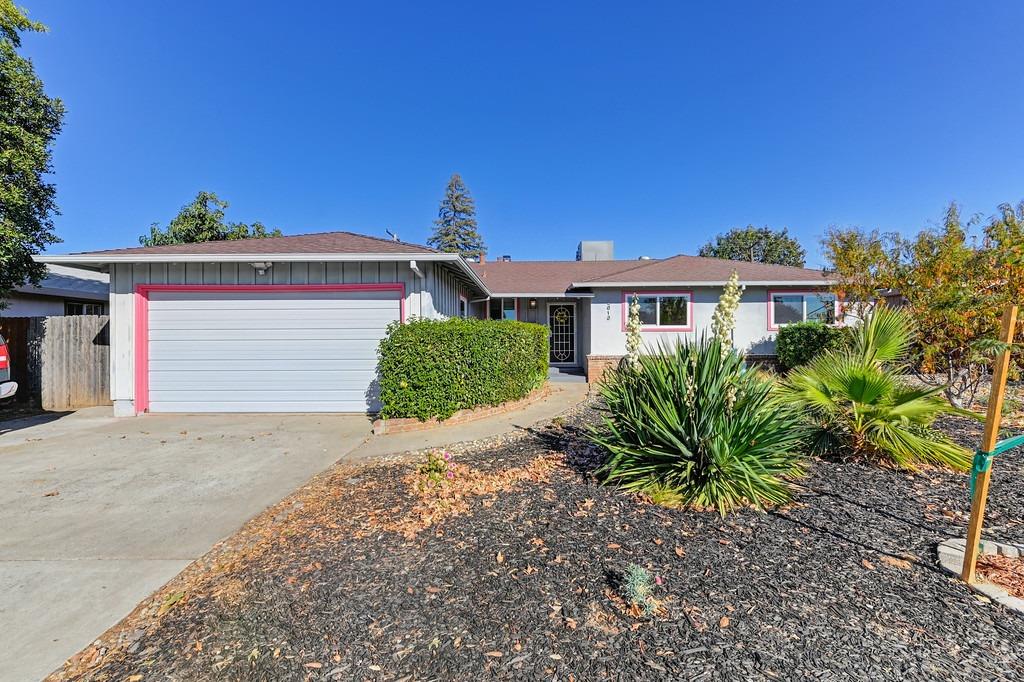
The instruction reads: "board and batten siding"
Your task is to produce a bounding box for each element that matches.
[109,260,461,415]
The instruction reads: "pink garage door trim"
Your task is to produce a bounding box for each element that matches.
[133,283,406,415]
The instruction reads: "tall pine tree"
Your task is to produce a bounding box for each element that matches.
[428,173,485,258]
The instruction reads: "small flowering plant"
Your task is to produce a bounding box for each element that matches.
[417,449,455,490]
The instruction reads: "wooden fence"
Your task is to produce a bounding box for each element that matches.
[0,315,111,410]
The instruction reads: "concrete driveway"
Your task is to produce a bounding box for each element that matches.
[0,408,372,682]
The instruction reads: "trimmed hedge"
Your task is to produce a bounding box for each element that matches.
[776,321,848,371]
[377,318,549,421]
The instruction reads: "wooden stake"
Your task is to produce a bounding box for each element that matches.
[961,304,1018,583]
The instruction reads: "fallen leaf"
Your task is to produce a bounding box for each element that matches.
[719,616,730,628]
[654,538,663,545]
[675,546,685,558]
[879,555,912,570]
[43,490,59,497]
[550,653,563,660]
[496,551,504,564]
[127,676,143,682]
[304,662,322,669]
[157,591,185,616]
[861,559,876,570]
[484,650,503,657]
[607,543,621,550]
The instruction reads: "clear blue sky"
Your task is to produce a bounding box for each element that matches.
[20,1,1024,266]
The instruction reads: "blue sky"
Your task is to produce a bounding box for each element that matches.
[20,1,1024,266]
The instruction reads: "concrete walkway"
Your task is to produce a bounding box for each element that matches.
[349,382,589,460]
[0,383,588,682]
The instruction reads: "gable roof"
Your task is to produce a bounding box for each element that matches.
[472,255,828,295]
[35,230,490,295]
[63,230,438,257]
[576,254,829,287]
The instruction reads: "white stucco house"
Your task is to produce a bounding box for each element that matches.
[37,231,835,416]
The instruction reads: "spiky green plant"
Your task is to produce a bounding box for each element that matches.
[622,563,658,616]
[780,306,971,471]
[592,336,806,514]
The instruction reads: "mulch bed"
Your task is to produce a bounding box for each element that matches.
[50,404,1024,682]
[977,555,1024,599]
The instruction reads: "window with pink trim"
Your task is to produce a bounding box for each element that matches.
[767,290,837,330]
[621,291,693,331]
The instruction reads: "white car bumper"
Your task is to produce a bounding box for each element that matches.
[0,381,17,400]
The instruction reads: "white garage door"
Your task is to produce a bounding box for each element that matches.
[145,288,401,413]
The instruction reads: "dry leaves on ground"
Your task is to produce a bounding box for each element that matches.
[977,554,1024,599]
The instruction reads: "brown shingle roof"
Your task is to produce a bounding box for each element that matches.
[579,254,829,285]
[469,260,649,294]
[472,255,827,294]
[73,231,438,256]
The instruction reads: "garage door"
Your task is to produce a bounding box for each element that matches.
[142,286,402,413]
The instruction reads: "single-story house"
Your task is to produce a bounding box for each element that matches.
[37,232,835,416]
[1,265,109,317]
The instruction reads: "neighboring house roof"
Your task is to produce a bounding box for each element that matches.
[473,255,829,295]
[14,264,109,302]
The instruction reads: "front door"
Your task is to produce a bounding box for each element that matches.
[548,303,576,365]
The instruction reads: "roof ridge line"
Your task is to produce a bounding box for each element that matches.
[576,254,682,282]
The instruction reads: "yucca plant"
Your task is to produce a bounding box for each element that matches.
[780,306,971,471]
[592,336,806,514]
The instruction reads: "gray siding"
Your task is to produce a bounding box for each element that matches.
[109,260,459,414]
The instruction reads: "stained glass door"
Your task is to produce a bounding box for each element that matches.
[548,303,576,365]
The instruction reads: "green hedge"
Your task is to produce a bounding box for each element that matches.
[776,321,848,371]
[377,318,549,421]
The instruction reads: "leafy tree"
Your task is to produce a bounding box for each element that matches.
[427,173,485,259]
[822,201,1024,408]
[698,225,806,267]
[0,0,64,308]
[140,191,282,246]
[821,226,899,319]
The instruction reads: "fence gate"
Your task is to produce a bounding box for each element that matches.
[0,315,111,411]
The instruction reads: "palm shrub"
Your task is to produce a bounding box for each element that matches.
[592,336,806,514]
[780,307,971,471]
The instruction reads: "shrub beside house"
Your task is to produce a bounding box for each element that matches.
[377,318,548,421]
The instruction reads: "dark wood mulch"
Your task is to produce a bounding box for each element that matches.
[52,406,1024,682]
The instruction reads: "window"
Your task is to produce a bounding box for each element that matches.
[459,296,468,318]
[622,291,692,330]
[65,301,105,316]
[487,297,517,320]
[769,291,836,329]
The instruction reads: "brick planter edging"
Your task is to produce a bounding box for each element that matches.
[936,537,1024,615]
[372,385,553,436]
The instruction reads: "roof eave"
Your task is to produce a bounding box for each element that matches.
[35,252,450,265]
[33,252,494,297]
[572,279,835,287]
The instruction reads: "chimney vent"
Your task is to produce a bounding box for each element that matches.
[576,241,614,261]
